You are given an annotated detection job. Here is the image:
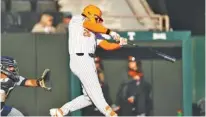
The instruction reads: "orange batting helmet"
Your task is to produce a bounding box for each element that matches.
[82,5,103,23]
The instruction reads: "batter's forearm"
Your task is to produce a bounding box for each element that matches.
[99,40,121,50]
[83,21,111,34]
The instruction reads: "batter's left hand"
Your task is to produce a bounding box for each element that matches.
[109,31,120,41]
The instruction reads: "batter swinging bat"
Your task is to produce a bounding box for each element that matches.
[126,41,176,63]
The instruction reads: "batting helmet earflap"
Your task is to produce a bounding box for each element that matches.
[82,5,103,23]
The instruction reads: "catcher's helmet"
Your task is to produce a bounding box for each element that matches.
[1,56,19,76]
[82,5,103,23]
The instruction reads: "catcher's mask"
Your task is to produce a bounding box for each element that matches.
[82,5,103,23]
[1,56,19,77]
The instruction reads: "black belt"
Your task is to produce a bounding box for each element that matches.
[76,53,95,58]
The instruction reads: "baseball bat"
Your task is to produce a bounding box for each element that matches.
[127,41,176,63]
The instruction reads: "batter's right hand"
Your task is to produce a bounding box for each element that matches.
[109,31,120,41]
[119,37,128,46]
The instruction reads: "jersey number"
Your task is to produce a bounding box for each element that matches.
[83,29,91,37]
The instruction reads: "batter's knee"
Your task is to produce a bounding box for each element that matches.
[82,86,92,102]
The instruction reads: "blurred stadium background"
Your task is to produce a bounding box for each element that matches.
[1,0,204,33]
[1,0,205,116]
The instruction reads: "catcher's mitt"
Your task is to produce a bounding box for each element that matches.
[37,69,52,91]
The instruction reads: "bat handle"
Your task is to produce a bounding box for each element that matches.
[127,41,137,46]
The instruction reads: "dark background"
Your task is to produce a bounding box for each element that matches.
[147,0,205,35]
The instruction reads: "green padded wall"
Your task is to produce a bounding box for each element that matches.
[192,36,205,102]
[100,50,182,116]
[1,34,70,116]
[152,60,182,116]
[1,34,37,115]
[35,34,70,115]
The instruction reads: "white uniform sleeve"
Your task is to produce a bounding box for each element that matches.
[16,76,26,86]
[95,33,105,45]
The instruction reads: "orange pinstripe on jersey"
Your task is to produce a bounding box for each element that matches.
[99,40,120,50]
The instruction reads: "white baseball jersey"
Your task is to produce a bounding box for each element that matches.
[69,15,97,54]
[57,15,116,117]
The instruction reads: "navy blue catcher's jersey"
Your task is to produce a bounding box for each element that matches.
[0,76,26,99]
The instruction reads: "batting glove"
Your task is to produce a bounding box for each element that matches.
[109,31,120,41]
[119,37,128,46]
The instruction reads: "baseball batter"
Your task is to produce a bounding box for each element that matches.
[50,5,127,117]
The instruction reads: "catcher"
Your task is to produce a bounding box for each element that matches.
[0,56,51,116]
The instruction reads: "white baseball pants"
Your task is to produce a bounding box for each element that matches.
[60,54,116,116]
